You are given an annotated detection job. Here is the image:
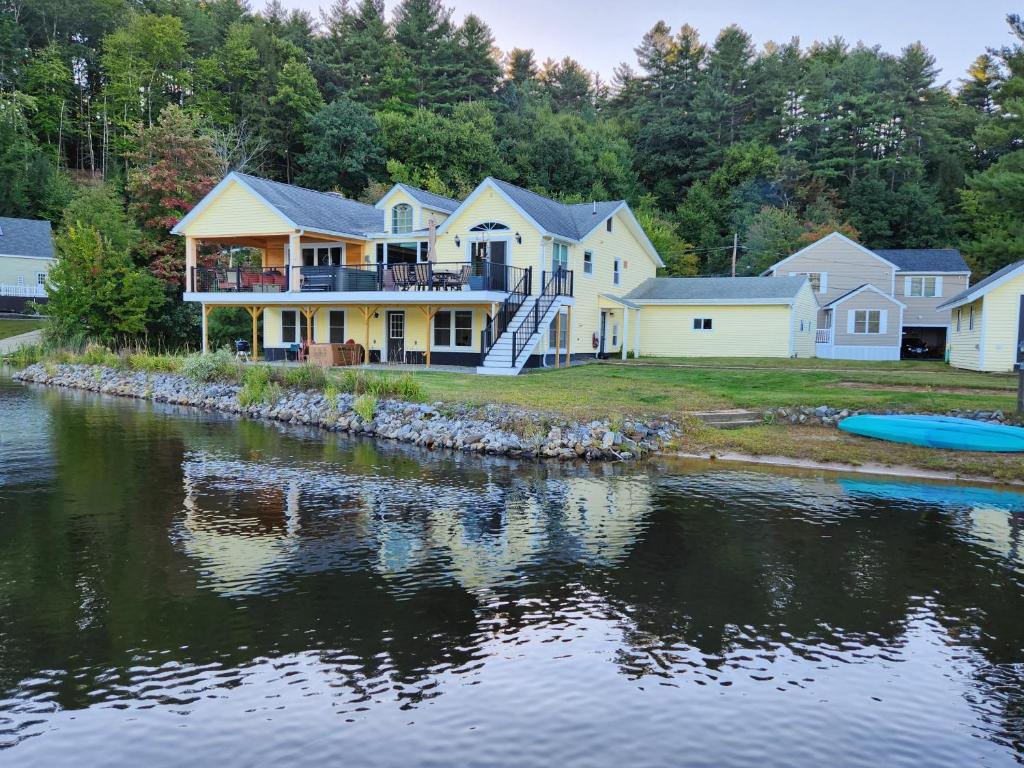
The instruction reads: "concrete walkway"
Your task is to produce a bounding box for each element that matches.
[0,329,42,357]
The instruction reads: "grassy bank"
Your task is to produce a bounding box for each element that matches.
[9,347,1024,482]
[410,359,1018,420]
[0,317,44,341]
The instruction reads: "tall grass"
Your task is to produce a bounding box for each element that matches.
[283,363,327,390]
[353,393,377,422]
[333,369,422,400]
[179,349,240,382]
[238,365,283,406]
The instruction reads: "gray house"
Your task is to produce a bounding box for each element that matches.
[764,232,970,360]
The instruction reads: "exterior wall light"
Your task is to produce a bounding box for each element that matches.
[454,235,461,247]
[515,232,522,244]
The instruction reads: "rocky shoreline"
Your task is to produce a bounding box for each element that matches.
[13,363,679,461]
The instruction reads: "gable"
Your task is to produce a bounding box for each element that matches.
[769,233,897,275]
[441,183,541,239]
[581,206,663,269]
[178,178,294,238]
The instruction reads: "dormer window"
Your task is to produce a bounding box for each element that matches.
[392,204,413,234]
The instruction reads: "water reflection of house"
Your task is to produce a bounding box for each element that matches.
[177,453,652,596]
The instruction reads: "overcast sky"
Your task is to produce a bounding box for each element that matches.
[277,0,1017,86]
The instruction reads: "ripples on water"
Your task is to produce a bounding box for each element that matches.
[1,378,1023,767]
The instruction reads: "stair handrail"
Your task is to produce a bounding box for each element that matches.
[509,267,567,366]
[480,265,532,359]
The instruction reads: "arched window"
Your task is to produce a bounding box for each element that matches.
[469,222,510,232]
[392,204,413,234]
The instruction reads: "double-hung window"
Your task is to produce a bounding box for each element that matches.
[282,309,307,344]
[852,309,882,334]
[969,307,975,331]
[433,310,473,348]
[583,251,593,275]
[613,258,621,286]
[906,276,939,297]
[791,271,825,293]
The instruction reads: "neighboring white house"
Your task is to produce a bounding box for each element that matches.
[0,217,54,312]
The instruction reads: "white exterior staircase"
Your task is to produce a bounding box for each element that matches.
[476,295,564,375]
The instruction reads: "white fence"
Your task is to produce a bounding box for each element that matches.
[815,328,832,344]
[0,284,47,298]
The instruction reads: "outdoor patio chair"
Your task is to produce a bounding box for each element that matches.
[390,263,414,290]
[413,262,433,290]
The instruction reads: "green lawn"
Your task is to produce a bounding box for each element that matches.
[0,318,43,341]
[411,358,1019,421]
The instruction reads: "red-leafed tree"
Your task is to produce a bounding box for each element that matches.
[127,106,221,286]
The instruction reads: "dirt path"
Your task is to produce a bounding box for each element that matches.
[0,329,41,356]
[837,380,1014,396]
[603,359,1014,380]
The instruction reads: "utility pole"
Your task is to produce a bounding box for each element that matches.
[731,233,738,277]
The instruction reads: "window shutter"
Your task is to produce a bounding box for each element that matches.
[847,310,856,334]
[935,276,943,297]
[879,310,888,335]
[820,273,828,293]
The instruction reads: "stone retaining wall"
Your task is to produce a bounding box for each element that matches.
[13,364,678,461]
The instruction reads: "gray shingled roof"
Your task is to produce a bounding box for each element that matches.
[937,259,1024,309]
[874,248,969,272]
[0,217,54,259]
[395,183,460,213]
[624,276,808,303]
[237,173,384,236]
[490,178,621,240]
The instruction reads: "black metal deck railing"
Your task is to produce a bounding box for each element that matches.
[191,259,528,294]
[509,268,574,366]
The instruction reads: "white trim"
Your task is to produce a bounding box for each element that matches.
[436,178,555,240]
[374,183,459,215]
[629,298,795,306]
[896,270,970,276]
[430,307,476,351]
[937,262,1024,311]
[184,290,511,305]
[171,172,371,240]
[0,253,55,262]
[978,303,986,370]
[765,232,899,274]
[823,283,907,310]
[582,249,594,277]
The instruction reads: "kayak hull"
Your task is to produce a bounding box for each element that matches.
[837,414,1024,452]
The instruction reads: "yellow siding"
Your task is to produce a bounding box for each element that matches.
[792,283,818,358]
[948,298,983,370]
[569,209,658,356]
[981,275,1024,372]
[183,179,293,237]
[638,304,793,358]
[261,304,489,359]
[0,255,51,287]
[382,188,451,233]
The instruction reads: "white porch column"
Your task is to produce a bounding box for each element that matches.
[201,304,209,353]
[185,236,197,292]
[633,308,640,357]
[288,232,302,291]
[621,307,629,360]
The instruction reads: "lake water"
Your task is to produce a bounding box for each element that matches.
[1,374,1023,767]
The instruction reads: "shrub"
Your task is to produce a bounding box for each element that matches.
[333,369,422,400]
[180,348,239,382]
[283,363,327,390]
[80,342,120,368]
[238,364,274,406]
[353,393,377,422]
[127,352,180,373]
[4,343,44,367]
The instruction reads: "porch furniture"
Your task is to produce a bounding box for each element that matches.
[405,350,426,365]
[300,272,334,292]
[434,264,471,291]
[287,342,309,362]
[390,263,415,290]
[339,343,364,366]
[218,269,240,291]
[413,262,433,290]
[241,269,286,291]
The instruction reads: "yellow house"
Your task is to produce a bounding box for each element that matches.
[607,276,818,358]
[172,173,664,374]
[938,259,1024,372]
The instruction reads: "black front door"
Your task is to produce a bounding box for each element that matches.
[599,311,608,358]
[387,311,405,363]
[1017,295,1024,369]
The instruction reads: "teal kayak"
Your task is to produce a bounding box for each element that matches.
[838,414,1024,452]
